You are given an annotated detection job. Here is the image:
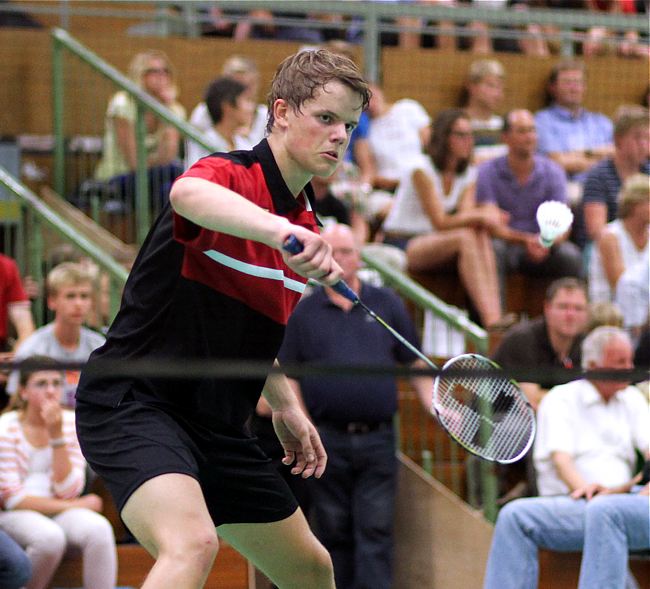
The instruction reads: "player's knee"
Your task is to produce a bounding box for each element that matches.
[303,543,334,586]
[163,527,219,570]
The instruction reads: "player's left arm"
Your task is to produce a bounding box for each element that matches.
[262,362,327,479]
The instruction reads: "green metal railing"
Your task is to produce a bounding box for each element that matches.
[0,165,128,326]
[10,1,649,83]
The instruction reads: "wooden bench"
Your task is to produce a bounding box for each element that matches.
[539,550,650,589]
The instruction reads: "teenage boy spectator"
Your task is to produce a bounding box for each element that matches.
[185,76,256,167]
[7,263,105,407]
[279,223,432,589]
[476,109,583,308]
[576,106,650,249]
[484,326,649,589]
[534,59,613,184]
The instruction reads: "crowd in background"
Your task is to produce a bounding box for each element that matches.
[0,3,648,587]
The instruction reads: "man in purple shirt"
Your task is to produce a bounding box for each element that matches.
[534,59,613,183]
[476,109,583,309]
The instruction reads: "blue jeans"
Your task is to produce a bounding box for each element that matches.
[484,493,650,589]
[310,425,397,589]
[0,530,31,589]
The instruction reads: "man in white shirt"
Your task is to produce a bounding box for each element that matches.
[483,326,649,589]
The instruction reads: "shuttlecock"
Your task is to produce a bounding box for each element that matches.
[536,201,574,248]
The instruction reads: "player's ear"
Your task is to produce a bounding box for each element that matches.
[272,99,290,131]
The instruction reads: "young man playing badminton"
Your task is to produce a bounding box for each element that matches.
[75,50,370,589]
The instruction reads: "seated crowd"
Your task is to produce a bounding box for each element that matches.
[0,22,648,589]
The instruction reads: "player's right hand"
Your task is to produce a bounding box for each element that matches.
[279,225,343,286]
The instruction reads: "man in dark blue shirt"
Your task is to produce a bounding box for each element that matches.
[279,223,432,589]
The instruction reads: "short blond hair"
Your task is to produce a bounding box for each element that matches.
[46,262,96,297]
[618,173,649,219]
[468,59,505,83]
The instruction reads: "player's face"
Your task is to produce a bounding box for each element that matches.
[48,283,94,326]
[20,370,63,407]
[592,337,633,401]
[279,80,363,181]
[544,287,589,340]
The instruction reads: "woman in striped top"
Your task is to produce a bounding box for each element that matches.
[0,356,116,589]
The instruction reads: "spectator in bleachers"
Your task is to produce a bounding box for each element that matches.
[476,109,584,309]
[582,0,649,59]
[460,58,508,163]
[588,173,649,304]
[0,529,31,588]
[278,223,432,589]
[7,263,105,408]
[0,356,117,589]
[94,49,186,210]
[534,59,614,186]
[490,277,588,501]
[575,106,649,249]
[0,254,34,353]
[0,254,35,407]
[383,108,507,329]
[185,77,256,168]
[189,55,268,149]
[363,83,430,228]
[492,277,588,411]
[616,249,649,344]
[484,326,649,589]
[366,83,431,193]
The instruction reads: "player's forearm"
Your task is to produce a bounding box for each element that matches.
[262,363,302,412]
[170,177,291,249]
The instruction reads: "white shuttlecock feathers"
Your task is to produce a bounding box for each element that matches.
[536,201,574,248]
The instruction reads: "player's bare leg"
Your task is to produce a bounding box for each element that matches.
[121,473,219,589]
[218,508,335,589]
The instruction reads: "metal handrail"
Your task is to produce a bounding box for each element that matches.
[361,250,489,355]
[0,165,128,321]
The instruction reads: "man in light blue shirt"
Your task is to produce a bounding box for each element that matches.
[535,59,613,183]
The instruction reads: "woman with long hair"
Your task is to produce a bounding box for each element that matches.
[383,108,507,328]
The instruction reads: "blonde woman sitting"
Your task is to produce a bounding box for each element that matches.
[0,356,116,589]
[383,108,507,329]
[589,173,649,304]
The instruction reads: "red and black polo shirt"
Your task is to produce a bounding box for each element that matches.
[77,140,319,428]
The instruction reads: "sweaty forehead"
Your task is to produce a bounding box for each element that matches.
[310,81,364,115]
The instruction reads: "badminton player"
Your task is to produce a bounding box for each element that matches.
[75,50,370,589]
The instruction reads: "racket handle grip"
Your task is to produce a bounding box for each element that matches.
[282,235,359,303]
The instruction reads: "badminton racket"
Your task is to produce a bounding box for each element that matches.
[284,235,535,464]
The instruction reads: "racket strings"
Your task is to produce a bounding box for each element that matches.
[433,357,534,463]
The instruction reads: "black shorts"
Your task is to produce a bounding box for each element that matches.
[75,389,298,527]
